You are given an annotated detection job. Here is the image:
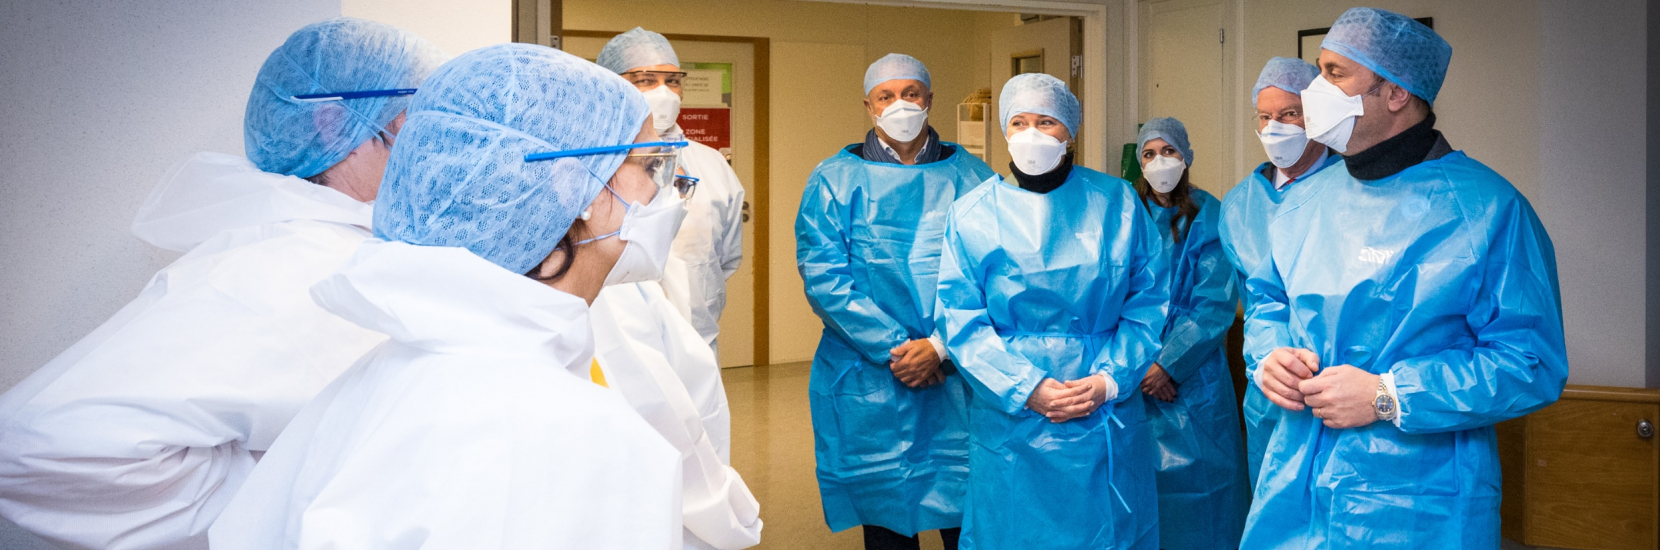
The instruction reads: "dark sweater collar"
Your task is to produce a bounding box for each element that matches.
[1344,112,1445,180]
[859,126,945,165]
[1010,154,1074,194]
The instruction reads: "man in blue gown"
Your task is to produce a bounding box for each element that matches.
[1241,8,1568,549]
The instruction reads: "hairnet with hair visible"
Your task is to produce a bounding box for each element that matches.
[1321,7,1452,105]
[596,27,680,74]
[863,53,931,96]
[998,73,1080,136]
[373,43,651,275]
[244,17,446,178]
[1252,57,1321,108]
[1138,117,1194,166]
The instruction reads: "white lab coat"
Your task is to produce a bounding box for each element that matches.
[0,153,388,550]
[589,282,759,549]
[661,139,745,353]
[210,240,684,550]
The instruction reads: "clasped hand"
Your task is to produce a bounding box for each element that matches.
[888,339,944,388]
[1260,347,1381,429]
[1025,376,1109,423]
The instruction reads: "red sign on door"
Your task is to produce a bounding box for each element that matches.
[678,107,731,152]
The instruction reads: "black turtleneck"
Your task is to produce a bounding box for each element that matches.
[1344,112,1445,180]
[1010,154,1074,194]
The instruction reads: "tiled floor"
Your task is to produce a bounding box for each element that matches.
[722,363,1566,550]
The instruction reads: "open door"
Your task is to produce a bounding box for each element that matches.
[986,16,1083,175]
[565,31,768,368]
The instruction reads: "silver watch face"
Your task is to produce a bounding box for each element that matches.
[1374,394,1397,417]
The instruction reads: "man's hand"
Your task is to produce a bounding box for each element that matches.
[1261,347,1320,411]
[1027,378,1093,422]
[889,339,943,387]
[1300,365,1382,429]
[1141,363,1177,402]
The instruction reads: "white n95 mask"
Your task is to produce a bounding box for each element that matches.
[642,85,682,135]
[1006,128,1068,175]
[1143,154,1186,194]
[1257,120,1311,169]
[584,185,688,286]
[1300,76,1367,154]
[875,100,928,142]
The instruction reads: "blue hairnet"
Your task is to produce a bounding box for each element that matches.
[998,73,1080,136]
[1252,57,1320,108]
[1137,117,1193,166]
[863,53,931,96]
[596,27,680,74]
[1321,7,1452,105]
[373,44,651,275]
[244,18,446,178]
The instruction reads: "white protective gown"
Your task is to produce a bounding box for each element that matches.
[661,139,745,353]
[0,152,388,550]
[210,240,684,550]
[588,282,759,549]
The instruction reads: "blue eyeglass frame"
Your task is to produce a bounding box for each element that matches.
[523,140,689,163]
[291,88,418,102]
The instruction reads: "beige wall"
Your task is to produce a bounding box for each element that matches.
[566,0,1019,364]
[343,0,511,57]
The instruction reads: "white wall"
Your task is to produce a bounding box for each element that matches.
[0,1,507,546]
[1225,0,1647,388]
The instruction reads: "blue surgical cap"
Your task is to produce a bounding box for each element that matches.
[245,18,446,178]
[998,73,1080,137]
[596,27,680,74]
[863,53,931,96]
[373,44,651,275]
[1137,117,1193,166]
[1252,57,1320,108]
[1321,7,1452,105]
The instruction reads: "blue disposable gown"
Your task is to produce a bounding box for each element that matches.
[1217,156,1342,486]
[795,143,996,535]
[1240,151,1567,549]
[935,167,1169,550]
[1141,188,1248,550]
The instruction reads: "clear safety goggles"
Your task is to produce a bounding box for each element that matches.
[621,70,688,90]
[524,139,690,194]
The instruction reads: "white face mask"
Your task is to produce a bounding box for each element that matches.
[642,85,682,135]
[1006,128,1068,175]
[1142,154,1186,194]
[1257,120,1311,169]
[579,185,688,286]
[1300,75,1369,154]
[875,99,928,142]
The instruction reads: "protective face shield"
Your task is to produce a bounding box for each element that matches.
[1006,128,1068,175]
[1143,154,1186,194]
[1300,75,1371,154]
[641,85,682,135]
[1257,120,1311,169]
[875,100,928,142]
[577,185,689,286]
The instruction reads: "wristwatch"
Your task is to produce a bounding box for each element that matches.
[1373,379,1398,422]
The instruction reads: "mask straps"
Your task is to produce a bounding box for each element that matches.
[570,184,630,247]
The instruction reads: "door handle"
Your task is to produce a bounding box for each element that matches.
[1639,419,1654,439]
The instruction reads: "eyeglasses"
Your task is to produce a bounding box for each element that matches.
[673,175,699,200]
[622,70,688,90]
[291,88,417,102]
[524,139,690,193]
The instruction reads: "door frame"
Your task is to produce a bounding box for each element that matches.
[565,30,774,367]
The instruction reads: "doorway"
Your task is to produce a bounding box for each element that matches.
[565,31,771,369]
[1138,0,1240,198]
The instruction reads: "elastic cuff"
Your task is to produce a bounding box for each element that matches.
[927,336,948,362]
[1379,372,1402,427]
[1098,372,1119,403]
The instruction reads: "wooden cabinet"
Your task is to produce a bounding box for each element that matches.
[1499,385,1659,550]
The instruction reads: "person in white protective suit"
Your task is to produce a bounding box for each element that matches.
[0,18,443,550]
[598,27,745,355]
[210,43,687,549]
[588,279,762,549]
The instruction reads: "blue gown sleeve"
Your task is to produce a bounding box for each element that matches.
[1242,253,1294,387]
[1155,208,1238,384]
[934,208,1045,415]
[1388,200,1568,434]
[795,169,911,366]
[1088,205,1172,401]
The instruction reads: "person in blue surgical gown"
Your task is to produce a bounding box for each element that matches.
[795,53,995,550]
[1241,8,1567,549]
[935,73,1168,550]
[1132,116,1249,550]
